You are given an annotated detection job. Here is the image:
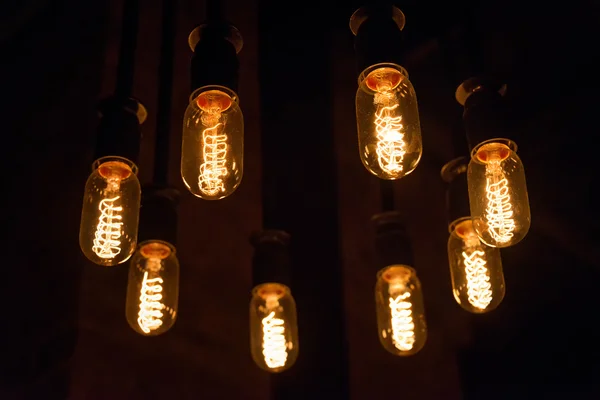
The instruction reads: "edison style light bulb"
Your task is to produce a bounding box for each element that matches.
[356,63,422,180]
[125,240,179,336]
[250,283,299,372]
[375,265,426,356]
[181,85,243,200]
[468,138,530,247]
[447,217,505,313]
[79,156,141,266]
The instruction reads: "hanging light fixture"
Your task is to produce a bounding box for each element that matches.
[442,156,505,313]
[126,0,180,336]
[125,187,180,336]
[79,98,146,266]
[372,211,426,356]
[79,0,144,267]
[181,17,244,200]
[456,77,531,248]
[249,230,299,373]
[350,4,422,180]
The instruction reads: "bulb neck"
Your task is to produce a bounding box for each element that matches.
[189,23,242,94]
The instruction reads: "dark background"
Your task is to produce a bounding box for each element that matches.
[1,0,599,399]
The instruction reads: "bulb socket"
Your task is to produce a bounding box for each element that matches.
[250,230,292,287]
[456,76,509,151]
[94,96,146,164]
[441,156,471,227]
[350,5,406,77]
[189,23,242,94]
[137,184,180,246]
[371,211,413,270]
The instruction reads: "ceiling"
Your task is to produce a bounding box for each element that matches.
[2,0,599,399]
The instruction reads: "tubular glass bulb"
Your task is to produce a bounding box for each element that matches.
[79,156,141,266]
[375,265,427,356]
[356,63,422,180]
[249,283,299,373]
[125,240,179,336]
[181,85,244,200]
[467,138,531,247]
[447,217,505,313]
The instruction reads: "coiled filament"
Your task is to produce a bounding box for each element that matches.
[262,311,287,369]
[198,121,228,196]
[374,102,406,175]
[389,292,415,351]
[462,249,492,310]
[92,196,123,259]
[485,162,515,244]
[138,269,165,334]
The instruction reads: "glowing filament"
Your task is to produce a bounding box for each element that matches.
[485,162,515,243]
[262,311,287,369]
[198,121,228,196]
[462,250,492,310]
[137,268,165,334]
[389,292,415,351]
[374,100,406,175]
[92,196,123,259]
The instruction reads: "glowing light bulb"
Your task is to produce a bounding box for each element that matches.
[447,217,505,313]
[468,139,531,247]
[375,265,426,356]
[356,63,422,180]
[181,86,243,200]
[79,156,141,266]
[250,283,299,372]
[125,241,179,336]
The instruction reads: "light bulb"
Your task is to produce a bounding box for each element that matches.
[126,240,179,336]
[375,265,426,356]
[181,85,243,200]
[249,283,299,372]
[447,217,505,313]
[355,63,422,180]
[79,156,141,266]
[468,138,531,247]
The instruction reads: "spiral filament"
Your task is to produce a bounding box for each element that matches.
[198,120,228,196]
[262,310,288,369]
[462,249,492,310]
[389,291,415,351]
[485,162,515,244]
[137,265,165,334]
[374,93,406,175]
[92,196,123,259]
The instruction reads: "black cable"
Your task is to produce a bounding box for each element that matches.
[115,0,140,101]
[206,0,223,22]
[463,0,485,77]
[153,0,178,185]
[380,180,395,212]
